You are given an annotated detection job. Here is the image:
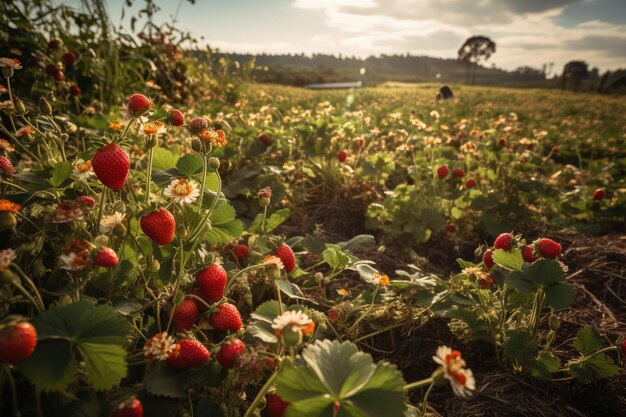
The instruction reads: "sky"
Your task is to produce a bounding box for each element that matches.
[70,0,626,72]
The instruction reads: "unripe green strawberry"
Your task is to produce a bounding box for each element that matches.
[0,269,15,284]
[173,298,198,333]
[0,322,37,365]
[209,303,243,332]
[216,338,246,368]
[166,339,209,370]
[196,263,227,303]
[275,244,296,272]
[140,208,176,245]
[92,143,130,191]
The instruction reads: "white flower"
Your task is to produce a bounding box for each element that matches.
[271,310,313,336]
[143,332,179,361]
[100,211,125,234]
[164,178,200,205]
[430,110,440,119]
[433,346,476,398]
[71,159,93,179]
[0,249,16,270]
[263,255,284,270]
[59,252,88,271]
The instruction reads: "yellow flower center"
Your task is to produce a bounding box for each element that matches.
[143,121,163,135]
[75,160,92,173]
[173,179,193,196]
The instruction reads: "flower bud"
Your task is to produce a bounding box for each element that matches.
[39,97,52,116]
[2,67,14,78]
[208,157,220,170]
[549,315,560,331]
[151,259,161,272]
[0,212,17,230]
[191,139,202,153]
[0,269,15,285]
[14,97,26,115]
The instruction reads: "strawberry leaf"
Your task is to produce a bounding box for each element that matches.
[205,202,243,244]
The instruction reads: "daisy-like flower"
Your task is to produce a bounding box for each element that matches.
[59,240,91,271]
[164,178,200,205]
[71,159,93,179]
[0,248,16,270]
[200,128,227,147]
[144,332,180,361]
[16,125,34,137]
[50,200,84,223]
[140,120,166,137]
[263,255,284,270]
[109,120,123,131]
[433,346,476,398]
[271,310,314,337]
[99,211,125,234]
[337,288,350,296]
[430,110,440,119]
[0,58,22,70]
[0,139,15,152]
[372,273,390,286]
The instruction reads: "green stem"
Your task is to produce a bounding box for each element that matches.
[404,377,434,391]
[196,153,207,212]
[11,279,42,312]
[4,365,21,417]
[243,371,278,417]
[260,205,268,235]
[96,187,107,234]
[166,240,186,332]
[145,145,154,203]
[12,265,44,310]
[422,382,435,416]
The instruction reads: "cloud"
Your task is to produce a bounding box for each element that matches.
[289,0,626,70]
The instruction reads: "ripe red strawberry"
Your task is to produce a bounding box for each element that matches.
[140,208,175,245]
[189,117,208,135]
[0,322,37,365]
[169,109,185,126]
[259,132,271,145]
[483,250,494,269]
[111,397,143,417]
[275,244,296,272]
[0,156,14,178]
[453,168,465,178]
[592,188,605,201]
[537,238,562,259]
[521,245,537,263]
[47,38,62,49]
[185,287,211,312]
[69,85,81,96]
[173,299,198,333]
[498,138,506,147]
[233,244,249,260]
[446,223,456,233]
[265,394,289,417]
[551,146,560,154]
[92,143,130,191]
[166,339,209,370]
[55,71,64,81]
[45,64,60,78]
[465,178,476,189]
[216,338,246,368]
[126,94,152,117]
[209,303,243,331]
[436,165,449,179]
[337,150,347,163]
[94,246,119,268]
[620,339,626,356]
[478,274,495,289]
[196,263,227,303]
[62,52,76,66]
[494,233,513,251]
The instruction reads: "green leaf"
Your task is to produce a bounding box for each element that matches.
[50,161,73,187]
[248,208,291,233]
[492,249,524,271]
[205,202,243,245]
[337,235,376,252]
[504,330,537,363]
[525,259,565,286]
[77,343,127,390]
[574,327,603,355]
[506,271,536,293]
[277,340,407,417]
[152,148,179,170]
[19,301,129,392]
[322,244,351,270]
[144,362,224,398]
[18,339,77,392]
[247,300,284,343]
[544,282,576,310]
[176,153,204,176]
[277,279,310,302]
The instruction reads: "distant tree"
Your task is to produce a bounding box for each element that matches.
[597,70,611,93]
[457,35,496,85]
[514,66,545,80]
[562,60,589,90]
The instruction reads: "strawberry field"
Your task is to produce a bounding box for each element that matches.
[0,2,625,417]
